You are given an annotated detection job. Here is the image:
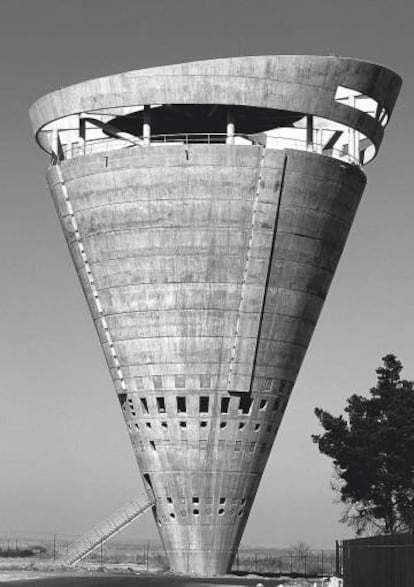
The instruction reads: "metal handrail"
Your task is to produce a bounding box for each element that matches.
[54,132,360,166]
[54,488,154,565]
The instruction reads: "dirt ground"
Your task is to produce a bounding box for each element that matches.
[0,572,334,587]
[0,560,338,587]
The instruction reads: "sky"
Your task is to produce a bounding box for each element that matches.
[0,0,413,550]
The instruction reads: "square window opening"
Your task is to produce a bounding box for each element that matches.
[238,395,253,415]
[177,396,187,413]
[273,397,281,411]
[263,378,273,392]
[175,375,186,389]
[156,397,166,413]
[221,397,230,413]
[200,396,209,413]
[152,375,162,389]
[200,374,211,388]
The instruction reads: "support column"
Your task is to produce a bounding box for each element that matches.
[143,106,151,146]
[51,128,58,158]
[226,110,235,145]
[79,115,86,155]
[314,129,322,153]
[348,96,358,161]
[51,128,64,161]
[306,115,313,151]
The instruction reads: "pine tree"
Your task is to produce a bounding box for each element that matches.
[313,355,414,535]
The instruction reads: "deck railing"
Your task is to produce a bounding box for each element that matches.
[52,132,360,166]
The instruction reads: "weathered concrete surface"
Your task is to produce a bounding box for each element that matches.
[31,56,401,576]
[46,145,365,574]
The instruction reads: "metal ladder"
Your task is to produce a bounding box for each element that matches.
[54,489,155,565]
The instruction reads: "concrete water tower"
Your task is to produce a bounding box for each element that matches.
[30,56,401,575]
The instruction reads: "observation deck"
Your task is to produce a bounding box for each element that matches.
[30,55,401,170]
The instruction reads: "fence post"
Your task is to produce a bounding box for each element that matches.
[304,555,307,576]
[335,540,341,577]
[321,549,324,576]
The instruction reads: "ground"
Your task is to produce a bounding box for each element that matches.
[0,562,336,587]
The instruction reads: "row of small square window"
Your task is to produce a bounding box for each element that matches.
[158,506,245,523]
[128,375,279,392]
[136,440,269,453]
[164,496,246,506]
[125,395,283,416]
[129,420,275,432]
[135,374,213,390]
[167,507,243,518]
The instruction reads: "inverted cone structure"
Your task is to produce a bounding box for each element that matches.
[30,56,401,575]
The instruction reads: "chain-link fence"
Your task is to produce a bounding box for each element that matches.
[0,532,336,577]
[233,549,336,576]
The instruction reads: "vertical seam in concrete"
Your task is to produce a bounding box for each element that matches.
[249,153,288,394]
[54,164,128,394]
[227,146,267,393]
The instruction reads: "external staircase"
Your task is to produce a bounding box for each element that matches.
[54,489,155,565]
